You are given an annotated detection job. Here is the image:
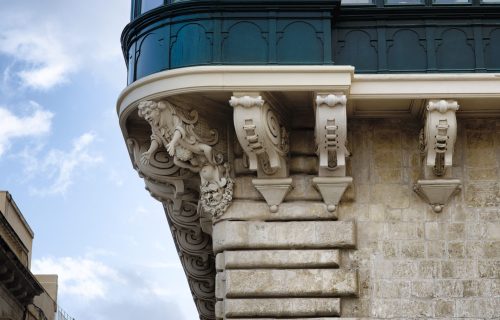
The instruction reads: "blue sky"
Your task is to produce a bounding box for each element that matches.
[0,1,198,319]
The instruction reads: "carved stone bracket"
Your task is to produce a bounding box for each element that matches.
[422,99,459,177]
[315,93,349,177]
[414,179,462,213]
[231,93,291,211]
[312,176,353,213]
[313,93,352,212]
[127,137,216,320]
[415,99,461,213]
[136,100,233,221]
[252,178,293,213]
[230,93,289,178]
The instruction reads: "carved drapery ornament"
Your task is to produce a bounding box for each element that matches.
[231,93,292,212]
[312,93,352,213]
[414,99,461,213]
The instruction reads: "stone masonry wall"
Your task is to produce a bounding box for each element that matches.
[340,118,500,319]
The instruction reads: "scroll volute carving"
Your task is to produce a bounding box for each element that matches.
[414,99,461,213]
[312,93,352,213]
[230,93,289,178]
[231,93,292,213]
[314,93,349,177]
[421,99,459,177]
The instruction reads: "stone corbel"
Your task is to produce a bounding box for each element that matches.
[414,99,461,213]
[126,137,216,319]
[312,93,352,212]
[135,100,234,222]
[230,93,292,212]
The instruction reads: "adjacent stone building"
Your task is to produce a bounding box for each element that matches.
[118,1,500,319]
[0,191,58,320]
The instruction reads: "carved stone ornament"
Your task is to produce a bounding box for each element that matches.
[137,100,233,220]
[422,99,459,177]
[127,138,216,320]
[315,93,349,177]
[231,93,292,212]
[230,94,289,178]
[414,179,462,213]
[313,93,352,212]
[414,99,461,213]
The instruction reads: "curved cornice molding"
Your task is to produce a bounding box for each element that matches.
[116,66,355,118]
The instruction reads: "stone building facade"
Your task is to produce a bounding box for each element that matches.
[118,1,500,319]
[0,191,58,320]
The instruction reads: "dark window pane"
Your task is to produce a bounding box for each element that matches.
[385,0,423,4]
[141,0,163,14]
[433,0,470,3]
[341,0,373,5]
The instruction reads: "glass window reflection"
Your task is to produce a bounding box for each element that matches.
[385,0,423,4]
[433,0,470,4]
[141,0,164,14]
[341,0,373,5]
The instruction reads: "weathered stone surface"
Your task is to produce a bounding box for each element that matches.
[290,156,318,174]
[220,269,358,298]
[219,298,340,318]
[216,250,340,270]
[219,200,336,221]
[212,220,356,252]
[290,130,316,155]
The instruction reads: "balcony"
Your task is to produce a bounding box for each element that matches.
[122,0,500,83]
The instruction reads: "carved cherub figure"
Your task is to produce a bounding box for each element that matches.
[138,100,216,172]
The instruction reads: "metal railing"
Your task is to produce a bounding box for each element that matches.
[57,307,75,320]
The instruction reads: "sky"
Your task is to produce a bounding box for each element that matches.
[0,1,198,319]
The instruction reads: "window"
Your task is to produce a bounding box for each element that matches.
[385,0,424,4]
[433,0,470,4]
[341,0,373,5]
[141,0,164,14]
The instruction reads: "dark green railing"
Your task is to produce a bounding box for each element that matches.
[122,0,500,83]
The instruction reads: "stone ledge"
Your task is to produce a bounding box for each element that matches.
[216,250,340,270]
[218,269,358,298]
[213,221,356,253]
[219,201,337,221]
[217,298,340,318]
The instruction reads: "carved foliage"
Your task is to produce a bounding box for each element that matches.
[231,94,289,178]
[315,93,348,177]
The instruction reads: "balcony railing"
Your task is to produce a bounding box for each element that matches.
[57,307,75,320]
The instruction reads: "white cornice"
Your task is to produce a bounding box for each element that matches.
[117,66,500,122]
[116,66,355,117]
[351,73,500,99]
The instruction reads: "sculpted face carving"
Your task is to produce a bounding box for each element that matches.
[137,100,233,220]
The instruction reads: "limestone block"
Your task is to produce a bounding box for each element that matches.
[221,298,340,318]
[212,220,356,253]
[219,201,336,221]
[216,250,340,270]
[220,269,358,297]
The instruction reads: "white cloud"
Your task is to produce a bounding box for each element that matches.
[0,24,76,90]
[32,256,121,300]
[0,103,53,156]
[0,1,129,91]
[26,132,103,196]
